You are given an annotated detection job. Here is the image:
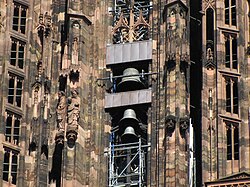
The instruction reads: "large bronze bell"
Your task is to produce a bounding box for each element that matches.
[121,126,138,143]
[119,109,139,136]
[117,68,145,92]
[119,108,139,124]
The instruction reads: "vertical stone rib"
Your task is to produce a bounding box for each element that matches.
[163,1,190,186]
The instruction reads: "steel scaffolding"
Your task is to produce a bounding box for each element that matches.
[108,138,149,187]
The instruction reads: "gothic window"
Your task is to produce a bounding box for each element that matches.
[225,77,238,115]
[10,38,25,69]
[5,112,21,145]
[206,8,214,63]
[225,35,237,70]
[3,148,19,184]
[226,122,239,160]
[12,2,27,34]
[206,8,214,43]
[225,0,236,26]
[8,74,23,108]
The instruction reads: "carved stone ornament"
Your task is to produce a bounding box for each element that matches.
[202,0,215,10]
[56,91,67,131]
[0,11,5,33]
[166,53,177,62]
[71,37,79,65]
[112,7,150,43]
[67,89,80,126]
[36,12,52,38]
[112,13,129,34]
[247,45,250,56]
[32,86,39,119]
[70,0,81,11]
[61,41,69,70]
[204,40,215,69]
[55,130,64,145]
[66,125,78,148]
[179,117,189,138]
[165,115,176,136]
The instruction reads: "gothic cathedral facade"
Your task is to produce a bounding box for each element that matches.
[0,0,249,186]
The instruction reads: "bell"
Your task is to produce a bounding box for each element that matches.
[117,68,145,92]
[121,126,138,143]
[119,109,139,134]
[119,108,139,124]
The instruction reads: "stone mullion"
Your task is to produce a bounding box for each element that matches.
[163,1,190,186]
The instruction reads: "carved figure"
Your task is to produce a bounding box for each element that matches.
[67,90,80,127]
[62,42,69,69]
[72,37,79,65]
[33,87,39,119]
[72,21,80,39]
[56,91,67,131]
[206,47,213,61]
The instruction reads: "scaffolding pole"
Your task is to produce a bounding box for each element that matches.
[107,138,150,187]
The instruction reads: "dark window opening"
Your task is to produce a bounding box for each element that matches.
[225,0,237,26]
[232,38,237,69]
[231,0,236,26]
[206,8,214,42]
[10,39,25,69]
[10,41,17,66]
[5,115,12,142]
[225,77,238,115]
[16,79,22,107]
[226,79,231,113]
[8,74,23,107]
[8,76,15,104]
[13,3,27,34]
[3,149,19,185]
[5,112,21,145]
[59,76,67,92]
[225,36,237,70]
[233,80,238,114]
[11,154,18,184]
[234,126,239,160]
[225,39,230,68]
[227,125,232,160]
[226,123,239,160]
[3,151,10,182]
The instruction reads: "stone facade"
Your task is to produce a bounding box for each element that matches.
[0,0,249,187]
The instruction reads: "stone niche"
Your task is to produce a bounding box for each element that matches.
[69,0,82,12]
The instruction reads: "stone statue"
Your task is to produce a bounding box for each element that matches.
[62,42,69,69]
[206,47,213,61]
[67,90,80,127]
[56,91,67,131]
[72,37,79,65]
